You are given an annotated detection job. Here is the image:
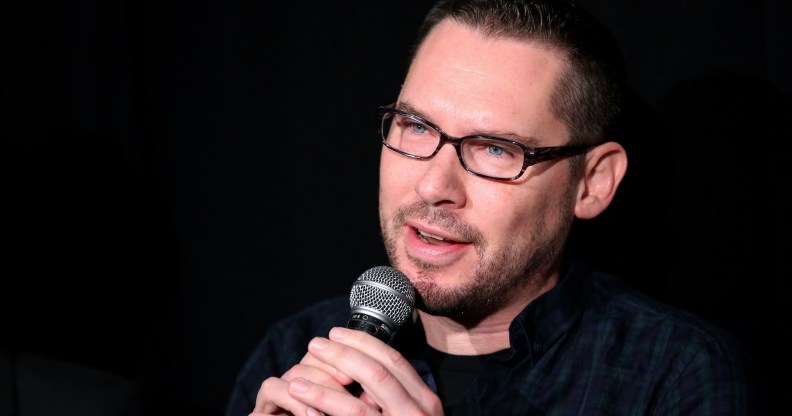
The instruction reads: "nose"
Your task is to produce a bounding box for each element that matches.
[414,143,467,208]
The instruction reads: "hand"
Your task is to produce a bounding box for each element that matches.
[251,327,443,415]
[293,327,442,415]
[251,349,352,415]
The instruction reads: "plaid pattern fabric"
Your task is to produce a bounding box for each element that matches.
[225,260,762,415]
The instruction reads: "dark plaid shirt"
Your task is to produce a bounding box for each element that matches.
[225,260,763,415]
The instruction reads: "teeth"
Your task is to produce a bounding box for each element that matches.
[417,229,444,241]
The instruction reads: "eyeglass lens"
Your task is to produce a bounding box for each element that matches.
[381,112,525,179]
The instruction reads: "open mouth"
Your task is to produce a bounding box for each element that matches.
[416,228,457,246]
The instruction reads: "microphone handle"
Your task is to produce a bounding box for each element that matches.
[344,312,396,396]
[346,312,394,344]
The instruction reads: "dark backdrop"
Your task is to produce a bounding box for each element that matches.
[2,1,789,414]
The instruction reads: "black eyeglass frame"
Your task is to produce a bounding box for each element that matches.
[377,104,594,181]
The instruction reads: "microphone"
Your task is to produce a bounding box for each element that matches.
[347,266,415,343]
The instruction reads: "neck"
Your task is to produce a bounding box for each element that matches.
[419,272,559,355]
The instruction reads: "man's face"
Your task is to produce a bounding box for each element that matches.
[379,20,579,322]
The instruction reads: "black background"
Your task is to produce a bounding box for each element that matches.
[2,0,789,414]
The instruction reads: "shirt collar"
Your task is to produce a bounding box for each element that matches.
[506,258,592,362]
[391,258,592,362]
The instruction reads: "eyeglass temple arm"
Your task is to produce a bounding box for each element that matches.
[528,145,593,164]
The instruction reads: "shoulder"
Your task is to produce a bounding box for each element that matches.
[266,295,350,336]
[587,271,738,346]
[248,295,349,373]
[584,272,763,412]
[224,295,349,416]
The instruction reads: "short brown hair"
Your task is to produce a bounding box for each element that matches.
[410,0,625,146]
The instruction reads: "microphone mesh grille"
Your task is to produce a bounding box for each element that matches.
[349,266,415,327]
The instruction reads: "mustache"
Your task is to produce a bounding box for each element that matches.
[392,202,484,246]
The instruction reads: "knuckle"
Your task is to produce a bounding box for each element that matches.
[367,362,392,384]
[384,346,406,366]
[344,400,370,416]
[300,351,317,365]
[260,376,279,390]
[282,364,307,380]
[426,394,444,414]
[304,382,324,401]
[332,343,353,361]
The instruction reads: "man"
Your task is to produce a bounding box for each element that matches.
[226,0,761,414]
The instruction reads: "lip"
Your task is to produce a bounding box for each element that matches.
[407,220,469,242]
[403,220,472,264]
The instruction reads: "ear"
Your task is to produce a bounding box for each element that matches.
[574,141,628,219]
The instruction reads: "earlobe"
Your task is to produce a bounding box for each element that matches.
[574,142,628,219]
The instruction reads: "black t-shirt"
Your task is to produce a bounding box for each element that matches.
[423,344,509,412]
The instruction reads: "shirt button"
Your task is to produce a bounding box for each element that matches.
[533,342,542,352]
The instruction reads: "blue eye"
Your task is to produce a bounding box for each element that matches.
[409,123,428,134]
[487,145,506,156]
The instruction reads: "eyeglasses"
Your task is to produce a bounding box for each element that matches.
[377,104,593,181]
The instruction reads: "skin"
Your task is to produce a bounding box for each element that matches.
[252,19,627,416]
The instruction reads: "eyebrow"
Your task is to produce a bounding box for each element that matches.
[394,100,542,147]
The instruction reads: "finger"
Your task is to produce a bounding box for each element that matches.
[328,327,440,409]
[281,361,348,393]
[299,343,355,385]
[288,377,378,416]
[308,328,437,414]
[253,376,312,415]
[358,391,382,411]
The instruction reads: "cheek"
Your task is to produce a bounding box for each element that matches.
[379,153,420,202]
[473,186,556,241]
[472,187,531,232]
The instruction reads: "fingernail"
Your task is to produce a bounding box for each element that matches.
[290,378,309,393]
[309,337,329,350]
[329,327,350,339]
[306,407,325,416]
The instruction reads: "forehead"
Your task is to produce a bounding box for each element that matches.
[399,20,568,140]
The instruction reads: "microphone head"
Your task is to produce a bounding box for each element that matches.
[349,266,415,334]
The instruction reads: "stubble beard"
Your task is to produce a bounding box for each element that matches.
[380,193,574,325]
